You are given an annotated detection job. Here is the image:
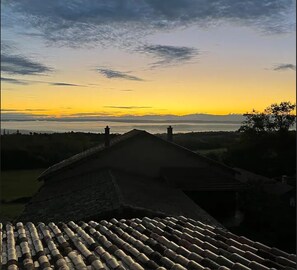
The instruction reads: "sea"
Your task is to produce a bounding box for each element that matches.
[0,120,241,134]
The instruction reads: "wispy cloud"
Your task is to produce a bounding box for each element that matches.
[1,109,23,112]
[1,75,84,87]
[49,82,83,87]
[97,68,144,81]
[2,1,295,47]
[1,112,48,121]
[273,63,296,71]
[1,108,47,112]
[1,54,53,76]
[1,40,53,76]
[104,106,152,109]
[69,112,112,117]
[1,77,29,85]
[138,44,199,68]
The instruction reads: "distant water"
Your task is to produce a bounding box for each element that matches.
[1,120,241,134]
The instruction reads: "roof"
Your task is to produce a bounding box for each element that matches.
[234,168,275,185]
[38,129,237,180]
[38,129,144,180]
[161,167,245,191]
[19,169,119,222]
[19,169,222,227]
[235,168,294,196]
[2,216,296,270]
[111,169,222,227]
[263,182,294,196]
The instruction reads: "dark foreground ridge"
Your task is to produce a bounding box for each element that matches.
[1,216,296,270]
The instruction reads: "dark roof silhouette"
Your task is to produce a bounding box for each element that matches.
[38,129,144,180]
[20,129,246,226]
[235,168,294,196]
[20,168,222,226]
[161,167,245,191]
[39,129,236,180]
[2,216,296,270]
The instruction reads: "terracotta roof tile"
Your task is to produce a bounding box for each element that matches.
[1,216,296,270]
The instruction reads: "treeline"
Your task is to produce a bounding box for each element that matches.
[1,130,295,178]
[1,132,117,170]
[1,131,236,170]
[224,131,296,177]
[159,131,239,150]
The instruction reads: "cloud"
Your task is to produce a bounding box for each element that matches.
[2,0,295,47]
[1,54,53,76]
[1,77,29,85]
[1,41,16,52]
[69,112,112,117]
[1,75,84,87]
[1,108,47,112]
[273,63,296,71]
[1,109,22,112]
[120,89,134,92]
[49,82,82,87]
[1,112,48,120]
[1,40,53,76]
[138,44,198,67]
[104,106,152,109]
[97,68,144,81]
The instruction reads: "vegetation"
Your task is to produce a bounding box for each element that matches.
[1,131,238,170]
[225,101,296,252]
[239,101,296,133]
[225,102,296,177]
[1,132,117,170]
[0,169,44,220]
[224,131,296,177]
[1,126,295,178]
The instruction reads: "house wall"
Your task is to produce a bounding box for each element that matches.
[46,134,233,182]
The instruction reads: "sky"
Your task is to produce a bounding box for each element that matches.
[1,0,296,119]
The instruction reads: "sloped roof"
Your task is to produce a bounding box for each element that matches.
[234,168,294,196]
[263,182,294,196]
[19,168,222,226]
[111,169,222,227]
[38,129,236,180]
[161,167,245,191]
[2,216,296,270]
[38,129,144,180]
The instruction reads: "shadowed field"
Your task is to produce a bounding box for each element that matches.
[0,169,44,220]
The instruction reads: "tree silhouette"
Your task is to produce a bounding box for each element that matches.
[239,101,296,133]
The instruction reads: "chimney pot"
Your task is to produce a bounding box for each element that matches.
[105,126,110,147]
[167,126,173,142]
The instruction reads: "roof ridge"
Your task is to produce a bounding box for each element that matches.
[143,132,237,174]
[38,129,146,180]
[38,128,236,180]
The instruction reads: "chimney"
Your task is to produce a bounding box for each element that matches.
[167,126,173,142]
[104,126,110,147]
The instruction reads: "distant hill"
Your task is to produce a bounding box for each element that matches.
[1,112,244,123]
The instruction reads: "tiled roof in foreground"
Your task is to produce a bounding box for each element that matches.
[1,216,296,270]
